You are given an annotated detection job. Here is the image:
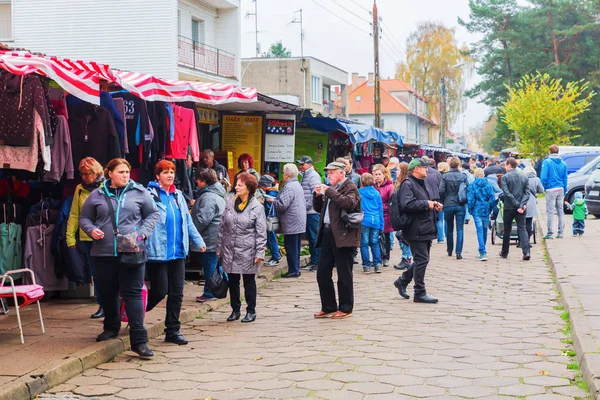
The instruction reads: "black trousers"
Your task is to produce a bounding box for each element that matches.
[526,217,533,238]
[501,208,530,256]
[317,227,355,313]
[398,240,431,297]
[229,273,257,314]
[93,257,148,346]
[381,232,391,260]
[146,258,185,334]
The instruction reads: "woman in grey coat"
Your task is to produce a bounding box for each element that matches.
[525,166,544,241]
[217,172,267,323]
[272,164,307,278]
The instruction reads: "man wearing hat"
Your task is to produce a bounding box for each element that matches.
[313,161,361,319]
[258,175,281,267]
[297,156,323,271]
[393,158,442,303]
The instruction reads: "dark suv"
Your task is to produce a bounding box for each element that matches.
[566,155,600,207]
[585,168,600,218]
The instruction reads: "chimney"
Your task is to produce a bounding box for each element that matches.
[351,73,359,89]
[368,72,374,83]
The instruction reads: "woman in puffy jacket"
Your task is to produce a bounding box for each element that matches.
[66,157,105,319]
[217,172,267,323]
[145,160,205,346]
[372,164,394,267]
[358,173,384,274]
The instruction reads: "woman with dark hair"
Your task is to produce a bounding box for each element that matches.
[66,157,105,319]
[232,153,261,191]
[217,172,267,323]
[79,158,159,358]
[145,160,206,346]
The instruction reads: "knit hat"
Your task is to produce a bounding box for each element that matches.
[574,192,583,199]
[258,175,275,187]
[408,158,428,171]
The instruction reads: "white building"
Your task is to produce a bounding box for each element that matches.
[0,0,241,85]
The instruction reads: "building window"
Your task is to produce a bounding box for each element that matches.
[355,96,361,102]
[0,0,13,41]
[311,76,321,104]
[191,18,205,44]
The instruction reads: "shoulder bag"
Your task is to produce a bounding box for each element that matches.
[266,202,281,233]
[103,194,148,266]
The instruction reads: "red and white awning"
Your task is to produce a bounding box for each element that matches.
[112,70,257,105]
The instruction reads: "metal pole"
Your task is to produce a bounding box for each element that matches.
[440,77,446,146]
[254,0,259,57]
[373,0,381,128]
[414,78,419,145]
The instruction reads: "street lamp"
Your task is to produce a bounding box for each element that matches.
[440,62,464,147]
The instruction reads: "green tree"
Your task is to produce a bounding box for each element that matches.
[499,72,594,159]
[264,41,291,58]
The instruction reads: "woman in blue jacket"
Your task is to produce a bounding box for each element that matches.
[358,173,384,274]
[146,160,205,346]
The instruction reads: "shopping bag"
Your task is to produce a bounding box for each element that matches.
[208,265,229,299]
[379,232,388,259]
[120,283,148,322]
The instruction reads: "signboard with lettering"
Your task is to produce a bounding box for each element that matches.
[197,107,219,125]
[222,115,263,169]
[264,116,295,163]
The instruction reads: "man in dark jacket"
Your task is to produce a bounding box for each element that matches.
[439,157,469,259]
[422,156,441,201]
[393,158,442,303]
[200,149,230,187]
[500,158,531,260]
[313,161,361,319]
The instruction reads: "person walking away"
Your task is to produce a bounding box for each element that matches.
[540,144,568,239]
[393,162,414,271]
[393,158,442,303]
[467,168,496,261]
[439,157,469,259]
[273,164,307,278]
[145,160,206,345]
[217,172,267,323]
[79,158,160,358]
[313,161,361,319]
[524,166,544,243]
[565,192,588,236]
[192,168,226,303]
[484,157,505,177]
[66,157,105,319]
[500,158,531,260]
[462,162,475,224]
[436,162,449,243]
[257,175,281,267]
[297,156,322,271]
[388,157,400,183]
[372,164,394,267]
[358,173,384,274]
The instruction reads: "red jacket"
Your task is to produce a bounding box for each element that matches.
[376,179,394,233]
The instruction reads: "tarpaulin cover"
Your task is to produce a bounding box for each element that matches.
[302,116,403,146]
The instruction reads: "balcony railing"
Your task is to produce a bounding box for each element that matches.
[177,36,236,79]
[322,100,346,116]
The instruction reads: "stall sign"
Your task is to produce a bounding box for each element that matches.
[222,115,263,169]
[197,107,219,125]
[264,117,295,163]
[295,128,328,179]
[265,118,295,135]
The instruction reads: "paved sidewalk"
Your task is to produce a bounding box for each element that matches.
[538,203,600,398]
[41,222,589,399]
[0,258,305,400]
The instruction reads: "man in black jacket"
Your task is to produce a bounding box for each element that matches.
[500,158,531,260]
[393,158,442,303]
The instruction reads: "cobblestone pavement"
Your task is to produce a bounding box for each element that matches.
[42,225,590,399]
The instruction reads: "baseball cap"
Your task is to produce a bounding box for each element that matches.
[296,156,313,164]
[323,161,346,171]
[408,158,428,171]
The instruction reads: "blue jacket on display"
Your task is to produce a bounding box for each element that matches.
[359,186,384,231]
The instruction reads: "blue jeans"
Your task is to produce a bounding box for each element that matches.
[200,252,218,298]
[306,214,320,265]
[267,231,280,261]
[444,205,466,255]
[400,241,413,260]
[436,209,445,242]
[473,215,490,255]
[360,226,382,267]
[284,234,302,274]
[573,219,585,235]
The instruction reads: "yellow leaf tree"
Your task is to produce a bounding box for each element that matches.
[499,72,594,159]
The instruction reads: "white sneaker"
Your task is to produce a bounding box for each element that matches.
[265,259,280,267]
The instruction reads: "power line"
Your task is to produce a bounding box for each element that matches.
[346,0,370,13]
[380,18,406,58]
[380,33,405,60]
[325,0,371,24]
[380,36,404,61]
[309,0,371,34]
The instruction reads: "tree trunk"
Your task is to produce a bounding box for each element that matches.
[547,10,561,65]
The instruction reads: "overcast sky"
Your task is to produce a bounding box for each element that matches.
[240,0,491,133]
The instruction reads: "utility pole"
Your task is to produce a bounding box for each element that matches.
[414,78,419,145]
[440,77,447,147]
[254,0,259,56]
[292,9,305,107]
[372,0,381,128]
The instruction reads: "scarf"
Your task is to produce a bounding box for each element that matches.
[82,174,105,191]
[234,196,249,213]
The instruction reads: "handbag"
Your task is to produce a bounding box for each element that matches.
[341,209,364,228]
[103,194,148,266]
[266,202,281,233]
[208,263,229,299]
[379,232,388,259]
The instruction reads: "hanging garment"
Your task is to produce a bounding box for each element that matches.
[112,97,128,154]
[0,222,23,275]
[0,110,45,173]
[111,91,150,168]
[44,115,74,182]
[24,224,68,291]
[164,105,200,161]
[68,103,120,168]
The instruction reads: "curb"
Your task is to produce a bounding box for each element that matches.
[0,256,309,400]
[538,219,600,397]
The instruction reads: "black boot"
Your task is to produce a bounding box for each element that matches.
[414,294,438,303]
[227,311,241,321]
[165,331,188,345]
[90,306,104,319]
[393,278,410,299]
[131,343,154,358]
[241,312,256,323]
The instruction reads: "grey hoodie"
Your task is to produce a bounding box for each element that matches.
[191,182,226,252]
[79,180,160,257]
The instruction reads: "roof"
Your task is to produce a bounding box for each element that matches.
[343,81,412,115]
[381,79,426,101]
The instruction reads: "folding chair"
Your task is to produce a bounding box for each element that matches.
[0,269,45,344]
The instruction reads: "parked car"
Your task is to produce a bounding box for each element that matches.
[566,155,600,208]
[561,151,600,175]
[584,168,600,218]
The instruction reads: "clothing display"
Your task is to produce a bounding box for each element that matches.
[0,110,49,173]
[111,91,151,168]
[24,224,68,291]
[44,116,74,182]
[164,105,200,161]
[0,222,22,275]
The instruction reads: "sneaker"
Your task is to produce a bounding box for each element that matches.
[374,264,382,273]
[196,295,217,303]
[437,240,445,244]
[383,259,390,267]
[543,234,553,240]
[394,258,410,270]
[556,234,564,239]
[478,253,488,261]
[265,259,281,267]
[309,264,318,272]
[362,267,371,274]
[301,263,316,271]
